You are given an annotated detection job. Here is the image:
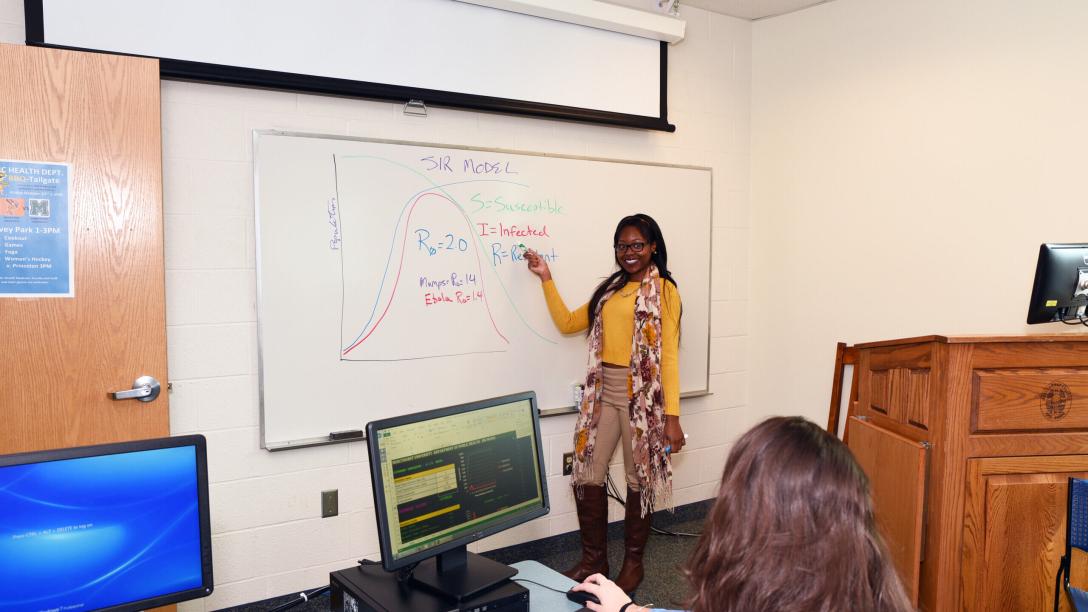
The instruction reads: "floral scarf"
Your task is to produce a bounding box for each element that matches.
[572,264,672,517]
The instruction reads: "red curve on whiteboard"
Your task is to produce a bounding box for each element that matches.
[342,192,508,356]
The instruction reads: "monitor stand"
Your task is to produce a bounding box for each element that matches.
[411,546,517,601]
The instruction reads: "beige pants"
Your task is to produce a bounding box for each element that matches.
[574,365,640,491]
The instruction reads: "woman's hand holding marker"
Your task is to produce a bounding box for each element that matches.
[665,415,686,454]
[523,246,552,282]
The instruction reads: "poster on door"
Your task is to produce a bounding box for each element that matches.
[0,160,73,298]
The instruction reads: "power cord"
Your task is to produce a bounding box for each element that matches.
[512,577,572,594]
[395,560,421,585]
[356,558,418,597]
[653,524,703,538]
[605,473,627,506]
[1057,313,1088,326]
[604,474,702,538]
[266,586,331,612]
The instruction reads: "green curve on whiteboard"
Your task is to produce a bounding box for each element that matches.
[336,154,558,345]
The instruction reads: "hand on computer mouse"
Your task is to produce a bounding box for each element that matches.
[571,573,635,612]
[566,586,601,606]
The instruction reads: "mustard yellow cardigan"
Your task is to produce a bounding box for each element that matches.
[541,279,681,416]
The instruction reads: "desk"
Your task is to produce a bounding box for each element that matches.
[329,559,583,611]
[508,560,583,611]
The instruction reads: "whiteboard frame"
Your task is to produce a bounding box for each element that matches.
[253,130,711,450]
[23,0,675,132]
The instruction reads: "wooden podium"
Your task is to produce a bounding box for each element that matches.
[841,335,1088,612]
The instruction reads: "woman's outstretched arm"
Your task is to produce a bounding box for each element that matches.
[525,248,589,334]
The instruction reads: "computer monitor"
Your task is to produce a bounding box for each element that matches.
[366,390,549,601]
[0,435,214,612]
[1026,243,1088,324]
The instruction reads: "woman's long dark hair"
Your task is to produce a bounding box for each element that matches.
[682,417,914,612]
[586,214,679,329]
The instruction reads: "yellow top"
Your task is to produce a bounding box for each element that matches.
[541,278,681,416]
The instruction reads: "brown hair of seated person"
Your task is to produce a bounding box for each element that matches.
[682,417,914,612]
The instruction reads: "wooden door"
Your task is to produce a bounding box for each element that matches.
[962,456,1088,612]
[0,43,167,453]
[847,416,928,605]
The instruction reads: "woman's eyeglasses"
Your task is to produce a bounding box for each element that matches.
[614,242,646,254]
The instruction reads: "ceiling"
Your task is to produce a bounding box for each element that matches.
[608,0,834,20]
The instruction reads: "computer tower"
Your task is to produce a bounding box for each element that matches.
[330,564,529,612]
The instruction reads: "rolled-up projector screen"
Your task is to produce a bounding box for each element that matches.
[25,0,673,131]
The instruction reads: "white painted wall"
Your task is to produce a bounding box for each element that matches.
[750,0,1088,427]
[0,1,751,607]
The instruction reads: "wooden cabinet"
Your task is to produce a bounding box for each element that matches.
[963,456,1088,612]
[845,335,1088,612]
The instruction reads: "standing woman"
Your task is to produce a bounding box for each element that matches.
[524,213,685,594]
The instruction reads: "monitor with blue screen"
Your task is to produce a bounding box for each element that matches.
[0,435,213,612]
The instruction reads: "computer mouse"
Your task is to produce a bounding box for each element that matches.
[566,586,602,607]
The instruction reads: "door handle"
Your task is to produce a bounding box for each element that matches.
[111,376,161,402]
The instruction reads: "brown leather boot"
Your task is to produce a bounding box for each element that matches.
[614,487,652,593]
[562,484,609,581]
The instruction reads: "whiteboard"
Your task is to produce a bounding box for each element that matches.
[32,0,666,126]
[254,132,711,449]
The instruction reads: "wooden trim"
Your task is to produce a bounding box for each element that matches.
[827,342,858,435]
[855,334,1088,349]
[854,335,949,349]
[946,334,1088,344]
[869,342,933,370]
[970,343,1088,369]
[967,433,1088,458]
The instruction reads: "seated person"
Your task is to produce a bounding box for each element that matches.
[571,416,914,612]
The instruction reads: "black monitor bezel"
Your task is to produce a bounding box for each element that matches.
[1026,243,1088,324]
[0,434,215,612]
[365,391,550,572]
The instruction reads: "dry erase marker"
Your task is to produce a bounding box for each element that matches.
[665,434,689,454]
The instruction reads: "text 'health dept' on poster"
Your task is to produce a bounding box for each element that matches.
[0,160,72,298]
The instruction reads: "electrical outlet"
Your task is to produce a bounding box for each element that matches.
[562,452,574,476]
[321,489,339,518]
